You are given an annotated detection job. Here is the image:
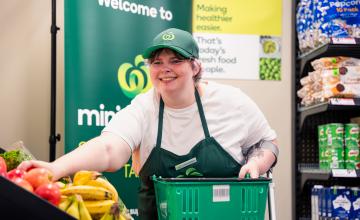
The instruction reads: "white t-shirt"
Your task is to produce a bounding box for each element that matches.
[102,81,277,169]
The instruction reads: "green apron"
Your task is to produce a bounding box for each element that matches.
[138,88,241,220]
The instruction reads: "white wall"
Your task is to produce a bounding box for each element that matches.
[0,1,292,219]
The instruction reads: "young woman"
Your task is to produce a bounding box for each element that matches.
[19,28,279,220]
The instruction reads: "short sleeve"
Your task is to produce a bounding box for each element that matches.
[102,93,149,151]
[239,93,277,152]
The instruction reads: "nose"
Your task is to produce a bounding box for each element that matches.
[160,63,172,73]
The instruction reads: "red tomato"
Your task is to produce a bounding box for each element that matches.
[24,168,53,189]
[35,183,61,206]
[11,177,34,192]
[7,168,26,180]
[0,157,7,177]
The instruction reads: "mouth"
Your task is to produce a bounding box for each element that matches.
[159,76,177,82]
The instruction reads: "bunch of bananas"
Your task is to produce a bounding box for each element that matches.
[58,170,132,220]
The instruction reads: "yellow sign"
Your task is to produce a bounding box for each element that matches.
[193,0,282,36]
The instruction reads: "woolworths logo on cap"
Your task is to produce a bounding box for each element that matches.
[118,55,152,99]
[162,32,175,40]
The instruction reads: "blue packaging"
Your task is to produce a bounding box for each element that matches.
[351,187,360,220]
[330,186,351,219]
[312,185,324,220]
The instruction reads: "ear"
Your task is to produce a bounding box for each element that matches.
[192,60,201,77]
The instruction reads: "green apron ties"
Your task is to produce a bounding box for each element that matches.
[138,88,241,220]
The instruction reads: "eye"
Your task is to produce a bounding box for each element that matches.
[170,59,185,64]
[151,60,162,65]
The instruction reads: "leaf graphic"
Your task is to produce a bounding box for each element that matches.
[189,171,203,177]
[185,167,196,176]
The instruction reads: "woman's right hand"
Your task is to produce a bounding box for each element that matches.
[17,160,64,181]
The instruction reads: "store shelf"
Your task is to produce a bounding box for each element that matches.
[0,175,75,220]
[297,39,360,78]
[298,98,360,128]
[298,163,360,178]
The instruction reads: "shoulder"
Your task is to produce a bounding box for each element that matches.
[128,88,157,111]
[202,81,253,106]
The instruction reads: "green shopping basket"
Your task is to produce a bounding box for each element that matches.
[152,176,271,220]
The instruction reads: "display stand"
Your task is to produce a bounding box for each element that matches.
[0,176,74,220]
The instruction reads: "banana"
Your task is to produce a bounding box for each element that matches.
[99,203,121,220]
[84,200,115,214]
[61,185,113,200]
[66,196,80,219]
[86,177,119,202]
[77,195,93,220]
[99,212,114,220]
[58,196,72,211]
[73,170,101,186]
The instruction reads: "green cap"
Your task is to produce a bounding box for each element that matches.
[143,28,199,59]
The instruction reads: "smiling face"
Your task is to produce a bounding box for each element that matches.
[149,49,199,100]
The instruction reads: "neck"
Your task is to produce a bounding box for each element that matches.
[157,83,205,109]
[162,88,195,109]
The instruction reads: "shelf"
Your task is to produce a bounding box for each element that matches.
[298,163,360,178]
[298,98,360,128]
[297,38,360,78]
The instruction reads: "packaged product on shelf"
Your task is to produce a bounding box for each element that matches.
[351,187,360,220]
[329,186,352,219]
[311,57,360,71]
[296,0,314,53]
[322,66,360,98]
[319,187,331,219]
[318,124,330,170]
[344,123,360,169]
[327,123,345,169]
[296,0,360,53]
[311,185,324,220]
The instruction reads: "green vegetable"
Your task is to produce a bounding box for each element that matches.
[259,58,281,81]
[0,149,33,171]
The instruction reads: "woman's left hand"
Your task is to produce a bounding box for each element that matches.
[238,160,260,179]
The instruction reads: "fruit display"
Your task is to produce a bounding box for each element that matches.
[0,165,61,206]
[0,162,132,220]
[58,170,133,220]
[0,149,33,170]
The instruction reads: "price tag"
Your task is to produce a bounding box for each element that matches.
[332,169,357,177]
[330,98,355,106]
[331,37,356,44]
[213,185,230,202]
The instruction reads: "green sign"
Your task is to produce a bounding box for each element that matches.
[64,0,192,218]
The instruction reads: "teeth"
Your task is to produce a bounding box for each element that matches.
[161,77,175,81]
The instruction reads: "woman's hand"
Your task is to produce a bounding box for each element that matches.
[238,147,276,179]
[238,160,260,178]
[17,160,64,181]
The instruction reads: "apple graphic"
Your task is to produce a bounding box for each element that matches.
[24,168,53,189]
[118,55,152,99]
[11,177,34,192]
[35,183,61,206]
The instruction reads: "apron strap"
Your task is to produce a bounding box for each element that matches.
[156,88,210,147]
[155,98,164,148]
[195,88,210,138]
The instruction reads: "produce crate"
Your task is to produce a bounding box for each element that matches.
[152,176,271,220]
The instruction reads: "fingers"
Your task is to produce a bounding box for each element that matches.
[17,160,51,172]
[238,166,249,178]
[238,162,260,179]
[17,160,36,171]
